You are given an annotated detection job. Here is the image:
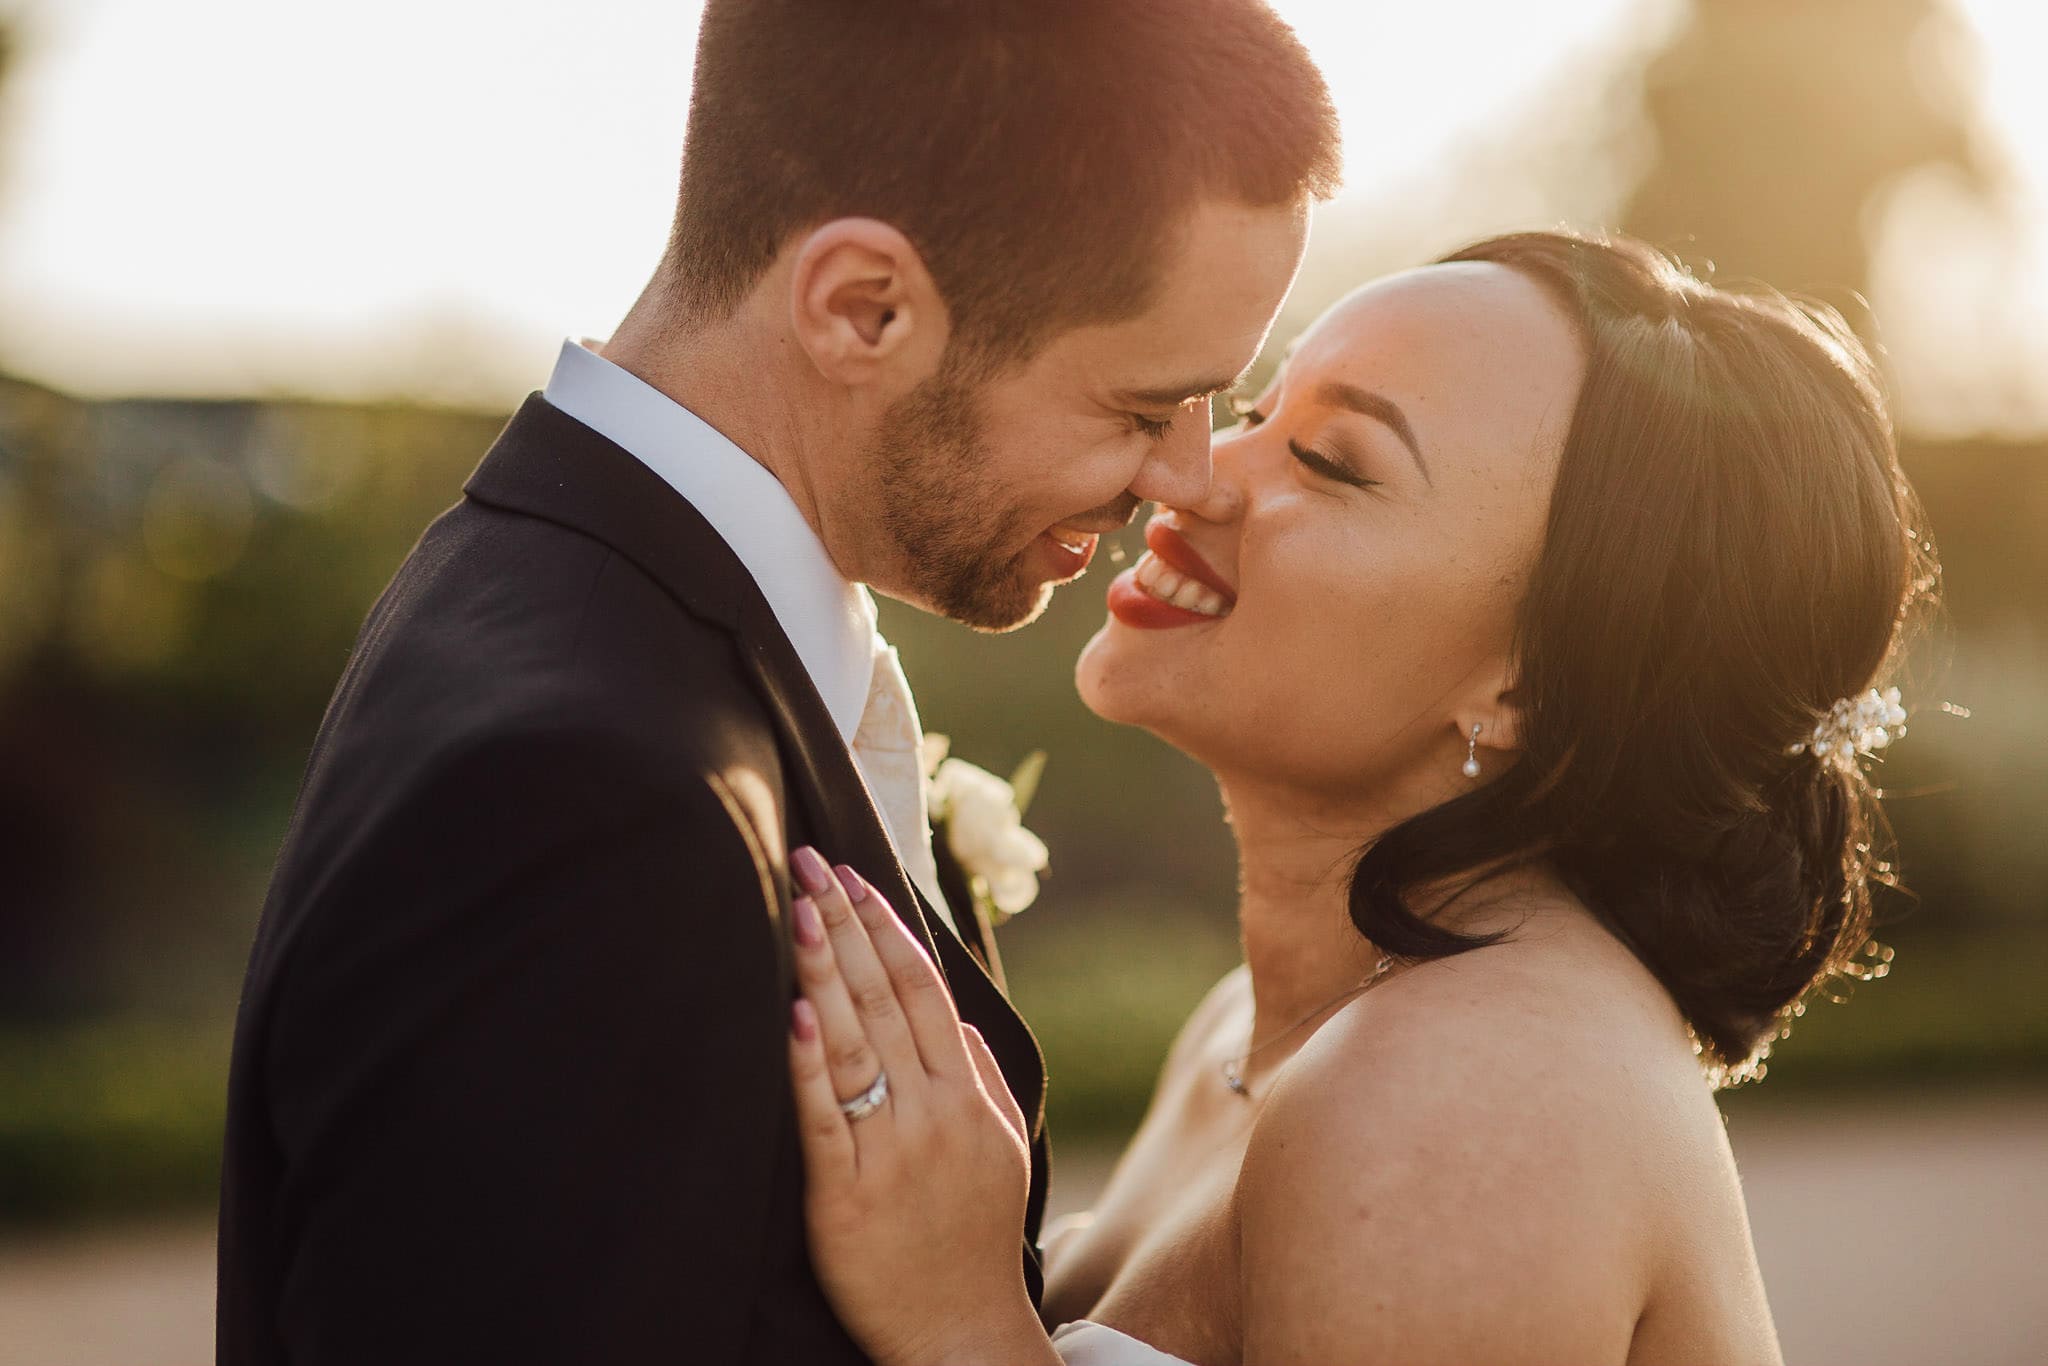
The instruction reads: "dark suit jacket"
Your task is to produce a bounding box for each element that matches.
[217,396,1049,1365]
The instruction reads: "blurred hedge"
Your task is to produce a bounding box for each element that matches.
[6,917,2046,1225]
[0,1019,229,1223]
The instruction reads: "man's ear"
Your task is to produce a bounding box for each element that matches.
[788,218,949,389]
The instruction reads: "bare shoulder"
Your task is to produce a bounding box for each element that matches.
[1236,913,1714,1364]
[1287,908,1699,1129]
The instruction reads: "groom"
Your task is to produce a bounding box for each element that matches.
[217,2,1337,1362]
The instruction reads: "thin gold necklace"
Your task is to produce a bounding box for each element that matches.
[1221,953,1396,1097]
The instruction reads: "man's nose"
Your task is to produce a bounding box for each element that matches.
[1178,424,1249,524]
[1127,405,1215,510]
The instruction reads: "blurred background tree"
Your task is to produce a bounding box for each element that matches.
[1609,0,2048,949]
[1624,0,1992,318]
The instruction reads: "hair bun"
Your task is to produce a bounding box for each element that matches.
[1346,231,1931,1083]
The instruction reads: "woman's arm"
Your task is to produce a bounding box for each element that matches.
[784,848,1067,1366]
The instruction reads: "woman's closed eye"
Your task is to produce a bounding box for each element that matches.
[1288,439,1377,490]
[1233,400,1379,491]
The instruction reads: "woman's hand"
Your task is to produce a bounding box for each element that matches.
[785,846,1060,1366]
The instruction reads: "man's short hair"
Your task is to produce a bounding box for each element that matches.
[664,0,1342,368]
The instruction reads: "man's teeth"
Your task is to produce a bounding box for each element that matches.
[1132,551,1231,617]
[1049,530,1094,553]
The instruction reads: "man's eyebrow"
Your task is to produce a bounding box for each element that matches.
[1112,368,1255,409]
[1316,380,1431,485]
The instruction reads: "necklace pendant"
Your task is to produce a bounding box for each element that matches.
[1218,954,1396,1098]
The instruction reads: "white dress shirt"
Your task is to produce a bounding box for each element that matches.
[541,339,956,935]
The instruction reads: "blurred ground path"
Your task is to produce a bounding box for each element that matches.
[0,1219,213,1365]
[2,1092,2042,1366]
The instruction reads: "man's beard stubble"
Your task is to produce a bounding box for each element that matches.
[872,369,1046,632]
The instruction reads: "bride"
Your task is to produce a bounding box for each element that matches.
[779,230,1932,1366]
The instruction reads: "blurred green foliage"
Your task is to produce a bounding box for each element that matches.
[0,1020,227,1223]
[2,0,2046,1225]
[0,379,506,1019]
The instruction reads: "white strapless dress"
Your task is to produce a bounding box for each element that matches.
[1051,1320,1197,1365]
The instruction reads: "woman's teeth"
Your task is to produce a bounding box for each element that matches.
[1133,551,1231,618]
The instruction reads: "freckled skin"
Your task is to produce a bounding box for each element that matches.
[1079,264,1583,811]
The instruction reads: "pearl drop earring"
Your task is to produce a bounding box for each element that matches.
[1462,723,1483,780]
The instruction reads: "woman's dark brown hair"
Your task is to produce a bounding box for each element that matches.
[1350,231,1937,1080]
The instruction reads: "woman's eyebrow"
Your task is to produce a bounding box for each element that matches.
[1316,380,1430,485]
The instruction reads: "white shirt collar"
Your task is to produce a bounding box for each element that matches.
[541,338,876,743]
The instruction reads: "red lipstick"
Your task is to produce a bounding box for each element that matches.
[1143,520,1237,604]
[1105,518,1236,630]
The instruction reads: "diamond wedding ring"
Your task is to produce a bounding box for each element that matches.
[836,1070,890,1122]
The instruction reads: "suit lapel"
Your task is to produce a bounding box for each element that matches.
[730,596,1046,1143]
[727,614,946,965]
[464,396,1045,1140]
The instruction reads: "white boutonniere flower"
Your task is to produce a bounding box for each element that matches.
[922,734,1049,925]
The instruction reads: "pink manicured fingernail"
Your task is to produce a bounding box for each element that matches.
[833,864,868,903]
[793,895,822,947]
[792,846,834,897]
[793,999,818,1041]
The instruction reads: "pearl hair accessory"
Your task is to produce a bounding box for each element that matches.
[1787,687,1909,772]
[1461,723,1483,780]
